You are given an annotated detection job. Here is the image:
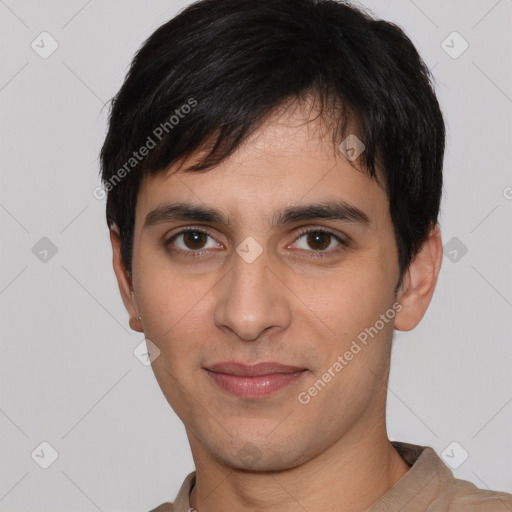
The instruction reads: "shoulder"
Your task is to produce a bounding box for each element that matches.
[386,442,512,511]
[446,477,512,511]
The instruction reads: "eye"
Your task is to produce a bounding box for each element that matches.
[289,228,347,257]
[164,227,222,257]
[164,226,347,259]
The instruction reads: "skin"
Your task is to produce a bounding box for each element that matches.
[111,99,443,512]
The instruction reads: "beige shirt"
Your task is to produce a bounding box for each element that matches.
[149,441,512,511]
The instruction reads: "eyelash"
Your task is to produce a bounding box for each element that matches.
[164,226,348,260]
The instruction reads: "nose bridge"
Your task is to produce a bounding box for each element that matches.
[214,240,290,340]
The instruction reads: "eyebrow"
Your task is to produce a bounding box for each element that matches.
[143,200,370,230]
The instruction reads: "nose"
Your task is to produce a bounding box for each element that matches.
[213,244,292,341]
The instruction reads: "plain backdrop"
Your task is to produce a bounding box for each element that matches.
[1,0,511,510]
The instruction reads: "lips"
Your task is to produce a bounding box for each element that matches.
[207,361,306,376]
[204,361,307,398]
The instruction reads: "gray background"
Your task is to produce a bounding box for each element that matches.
[1,0,511,510]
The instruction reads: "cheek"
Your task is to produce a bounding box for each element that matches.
[291,257,395,337]
[134,248,214,339]
[141,275,210,415]
[290,258,398,399]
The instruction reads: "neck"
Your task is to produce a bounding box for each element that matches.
[188,424,410,512]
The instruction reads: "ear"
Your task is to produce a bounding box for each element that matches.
[394,224,443,331]
[110,227,144,333]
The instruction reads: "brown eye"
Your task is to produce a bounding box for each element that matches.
[290,228,347,258]
[182,231,209,250]
[164,228,222,258]
[305,231,332,251]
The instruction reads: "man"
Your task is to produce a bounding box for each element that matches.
[100,0,512,510]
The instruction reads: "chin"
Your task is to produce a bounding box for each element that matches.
[213,439,307,473]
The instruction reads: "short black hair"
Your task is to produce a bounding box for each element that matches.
[100,0,445,290]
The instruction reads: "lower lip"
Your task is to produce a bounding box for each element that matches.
[205,370,306,398]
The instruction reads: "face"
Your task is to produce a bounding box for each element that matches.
[114,102,412,472]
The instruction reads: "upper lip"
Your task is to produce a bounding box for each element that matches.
[205,362,306,377]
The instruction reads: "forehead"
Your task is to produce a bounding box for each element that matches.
[135,103,388,230]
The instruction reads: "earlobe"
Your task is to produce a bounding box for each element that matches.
[128,313,144,332]
[394,225,443,332]
[110,227,144,333]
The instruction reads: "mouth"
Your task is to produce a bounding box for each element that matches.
[203,361,308,399]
